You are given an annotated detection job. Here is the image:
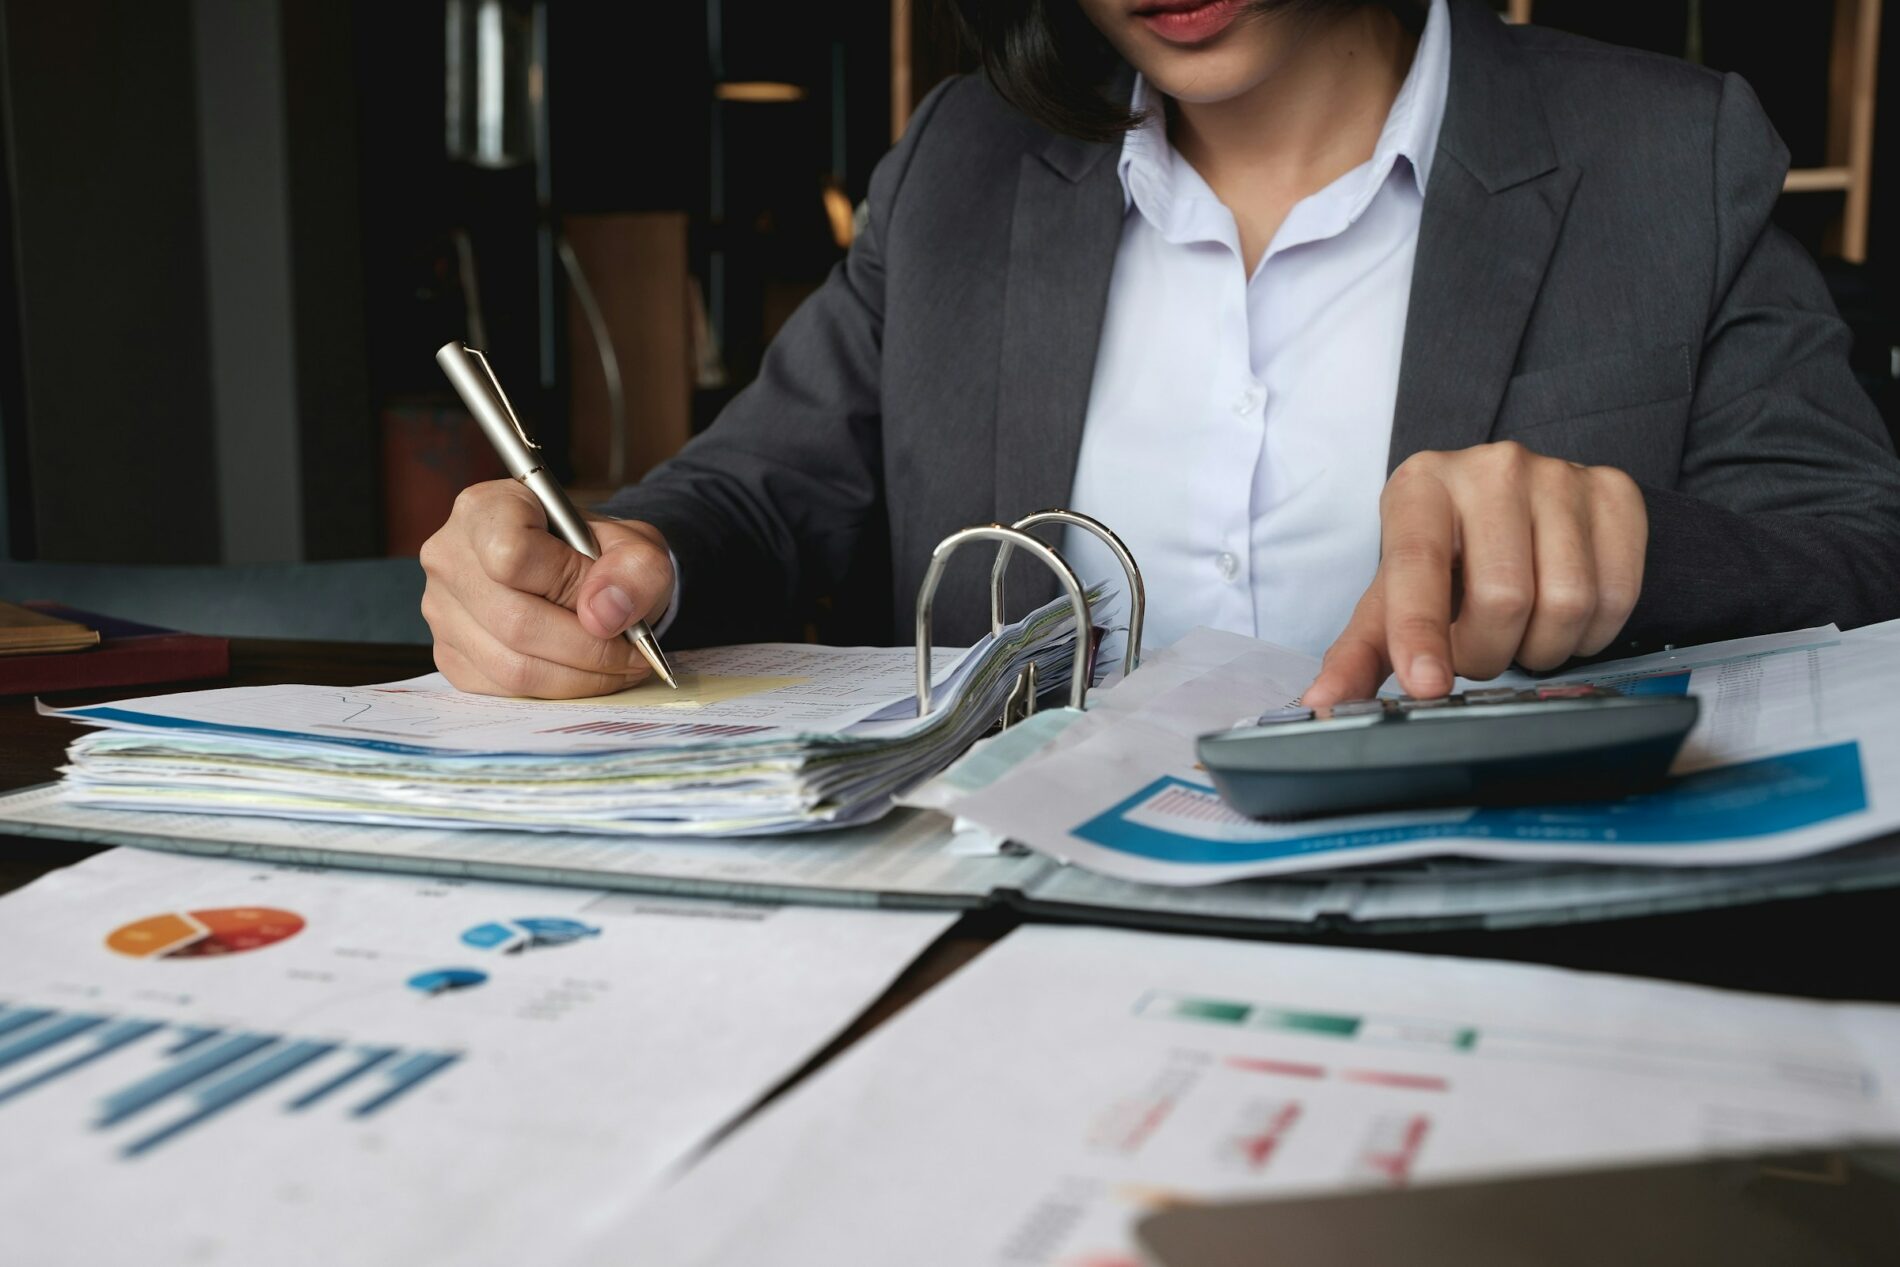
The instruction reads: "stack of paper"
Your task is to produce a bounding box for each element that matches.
[47,594,1101,837]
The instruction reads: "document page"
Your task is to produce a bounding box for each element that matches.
[935,623,1900,883]
[0,783,1039,902]
[1015,834,1900,930]
[46,643,969,755]
[0,848,955,1267]
[607,925,1900,1267]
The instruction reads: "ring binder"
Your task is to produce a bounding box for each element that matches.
[913,510,1148,726]
[915,525,1091,719]
[990,509,1146,673]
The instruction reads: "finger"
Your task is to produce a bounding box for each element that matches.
[1378,465,1457,697]
[432,637,510,697]
[1303,583,1392,709]
[1578,467,1647,655]
[423,578,513,696]
[464,580,649,681]
[1446,469,1534,682]
[420,481,539,602]
[1516,469,1598,671]
[465,492,595,608]
[575,525,676,640]
[426,585,645,699]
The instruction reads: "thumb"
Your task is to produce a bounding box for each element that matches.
[574,519,675,640]
[1302,584,1392,710]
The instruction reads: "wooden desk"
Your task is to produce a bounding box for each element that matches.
[5,638,1898,1092]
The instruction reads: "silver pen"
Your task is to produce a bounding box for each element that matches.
[436,340,677,689]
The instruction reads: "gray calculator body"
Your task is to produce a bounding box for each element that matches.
[1196,686,1701,819]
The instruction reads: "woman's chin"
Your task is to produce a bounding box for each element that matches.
[1128,48,1273,106]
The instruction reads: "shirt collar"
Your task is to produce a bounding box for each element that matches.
[1116,0,1451,218]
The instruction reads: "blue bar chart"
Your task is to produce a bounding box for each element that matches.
[0,1001,460,1159]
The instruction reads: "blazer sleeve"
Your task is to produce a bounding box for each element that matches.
[1620,72,1900,649]
[596,78,963,647]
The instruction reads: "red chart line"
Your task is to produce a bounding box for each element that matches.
[1342,1069,1450,1093]
[1146,786,1252,826]
[1225,1056,1326,1080]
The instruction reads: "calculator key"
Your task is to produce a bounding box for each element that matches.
[1254,706,1315,725]
[1327,700,1388,717]
[1461,688,1522,704]
[1396,696,1454,711]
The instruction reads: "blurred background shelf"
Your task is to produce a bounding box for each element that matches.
[1508,0,1883,263]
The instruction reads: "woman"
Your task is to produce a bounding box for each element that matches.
[419,0,1900,705]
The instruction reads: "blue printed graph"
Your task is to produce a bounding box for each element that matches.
[407,967,489,995]
[1076,743,1869,865]
[0,1001,459,1159]
[460,917,599,954]
[1613,671,1692,696]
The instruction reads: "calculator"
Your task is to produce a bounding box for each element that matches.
[1196,685,1700,819]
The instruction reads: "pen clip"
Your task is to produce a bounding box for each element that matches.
[464,346,540,455]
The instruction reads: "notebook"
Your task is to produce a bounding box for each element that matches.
[0,601,98,655]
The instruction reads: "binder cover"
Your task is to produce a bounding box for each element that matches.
[0,604,229,697]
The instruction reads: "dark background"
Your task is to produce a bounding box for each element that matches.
[0,0,1893,571]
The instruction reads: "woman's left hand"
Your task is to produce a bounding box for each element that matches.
[1304,441,1648,707]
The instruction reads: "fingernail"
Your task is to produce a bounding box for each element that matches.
[589,585,634,634]
[1409,655,1449,694]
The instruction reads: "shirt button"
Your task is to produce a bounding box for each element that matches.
[1215,551,1240,582]
[1232,384,1265,415]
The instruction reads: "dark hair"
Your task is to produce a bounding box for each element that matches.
[946,0,1426,143]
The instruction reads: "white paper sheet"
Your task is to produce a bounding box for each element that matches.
[603,925,1900,1267]
[934,622,1900,883]
[45,644,968,754]
[0,783,1038,901]
[0,848,956,1267]
[1015,835,1900,929]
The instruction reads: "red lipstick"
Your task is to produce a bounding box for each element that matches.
[1134,0,1245,45]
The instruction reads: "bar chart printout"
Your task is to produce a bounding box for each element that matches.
[0,1001,458,1159]
[0,846,960,1267]
[602,925,1900,1267]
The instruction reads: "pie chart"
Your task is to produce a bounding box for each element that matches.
[105,907,305,959]
[460,916,599,954]
[407,967,489,995]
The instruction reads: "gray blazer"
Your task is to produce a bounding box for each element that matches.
[606,0,1900,653]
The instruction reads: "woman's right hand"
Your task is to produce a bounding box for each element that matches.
[419,480,676,698]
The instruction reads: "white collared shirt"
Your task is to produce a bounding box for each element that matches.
[1065,0,1451,658]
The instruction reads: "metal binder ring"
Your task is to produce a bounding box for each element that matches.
[991,509,1145,674]
[915,525,1092,719]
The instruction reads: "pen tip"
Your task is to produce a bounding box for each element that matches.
[629,626,678,689]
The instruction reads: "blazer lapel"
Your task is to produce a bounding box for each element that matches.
[992,140,1124,528]
[980,132,1124,618]
[1389,0,1578,471]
